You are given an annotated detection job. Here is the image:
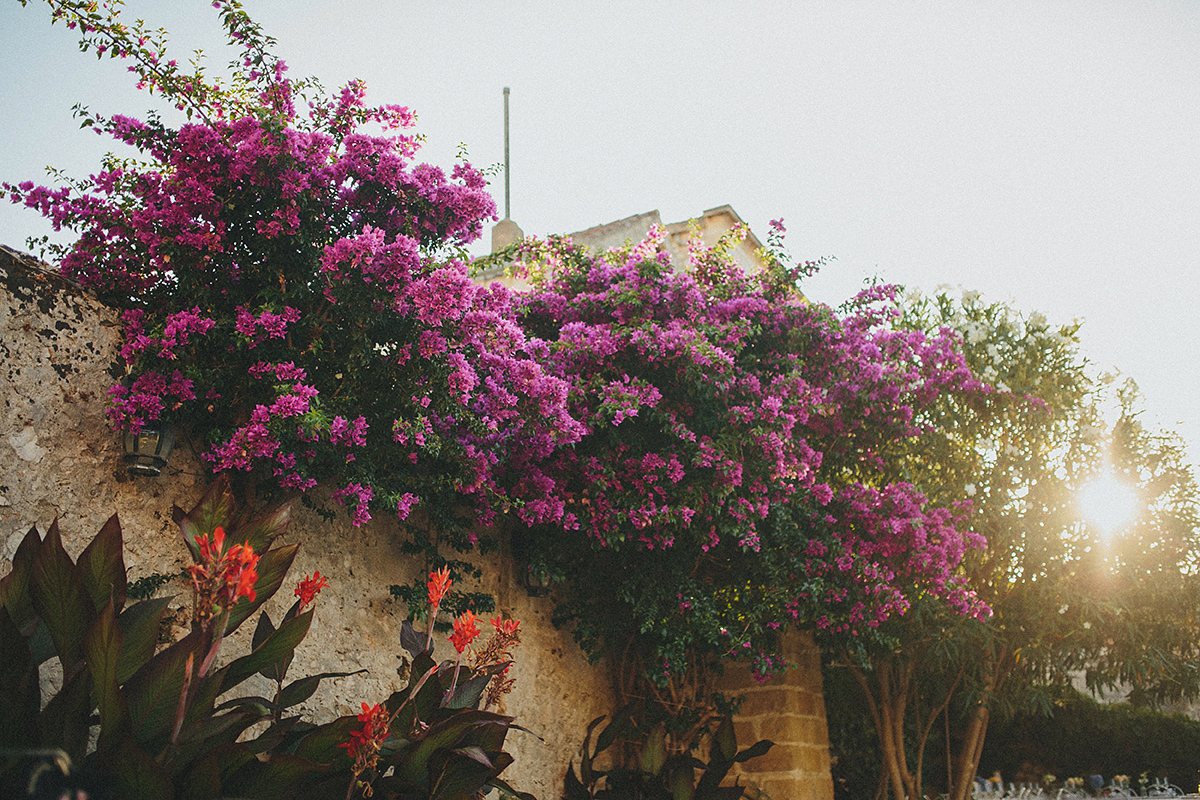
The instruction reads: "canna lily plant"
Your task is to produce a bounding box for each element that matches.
[0,475,359,798]
[0,476,536,799]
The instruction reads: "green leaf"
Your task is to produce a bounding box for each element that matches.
[113,737,176,800]
[38,665,92,763]
[0,523,42,631]
[85,600,129,756]
[0,606,40,749]
[292,715,357,763]
[713,715,736,762]
[116,596,172,684]
[124,629,201,745]
[234,501,293,553]
[396,711,485,784]
[252,610,287,681]
[445,669,493,710]
[428,749,496,800]
[224,543,299,634]
[223,752,326,800]
[174,474,235,560]
[30,520,91,677]
[671,763,696,800]
[78,513,127,613]
[222,609,312,691]
[733,739,774,763]
[277,669,366,709]
[640,725,667,776]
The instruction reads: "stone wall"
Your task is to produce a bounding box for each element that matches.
[0,245,833,799]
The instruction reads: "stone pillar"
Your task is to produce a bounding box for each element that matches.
[491,217,523,252]
[715,629,834,800]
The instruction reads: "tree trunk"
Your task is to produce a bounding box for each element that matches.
[948,702,990,800]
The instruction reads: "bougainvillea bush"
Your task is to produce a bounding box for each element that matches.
[506,223,990,702]
[5,0,581,559]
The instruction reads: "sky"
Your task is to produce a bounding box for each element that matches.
[3,1,1199,464]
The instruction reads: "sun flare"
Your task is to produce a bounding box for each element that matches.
[1077,474,1140,540]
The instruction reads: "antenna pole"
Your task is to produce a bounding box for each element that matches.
[503,86,511,220]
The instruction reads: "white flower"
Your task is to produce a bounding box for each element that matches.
[1028,311,1047,329]
[996,381,1011,394]
[962,289,981,304]
[964,483,977,497]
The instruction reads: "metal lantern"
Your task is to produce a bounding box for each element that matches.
[123,423,175,476]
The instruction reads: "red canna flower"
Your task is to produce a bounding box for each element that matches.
[426,566,452,609]
[294,570,328,609]
[186,527,260,624]
[490,615,520,638]
[448,610,481,653]
[337,701,392,772]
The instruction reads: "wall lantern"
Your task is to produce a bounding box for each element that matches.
[123,423,175,476]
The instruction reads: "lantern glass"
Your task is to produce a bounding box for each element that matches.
[123,424,175,476]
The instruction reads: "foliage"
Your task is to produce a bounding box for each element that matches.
[983,690,1200,793]
[0,476,331,798]
[4,0,580,555]
[563,709,773,800]
[827,289,1200,800]
[506,223,988,722]
[329,570,531,800]
[0,476,535,800]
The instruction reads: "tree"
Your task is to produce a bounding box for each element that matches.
[504,224,988,740]
[5,0,581,596]
[824,289,1200,800]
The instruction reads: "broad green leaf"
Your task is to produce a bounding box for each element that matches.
[0,606,40,749]
[671,763,696,800]
[0,523,41,630]
[225,542,299,634]
[38,665,92,763]
[397,710,496,785]
[221,752,325,800]
[124,629,201,745]
[713,715,736,761]
[113,738,175,800]
[85,600,128,756]
[640,725,667,776]
[30,520,91,676]
[445,670,492,710]
[78,513,127,613]
[234,501,293,553]
[594,705,634,755]
[733,739,774,762]
[222,609,312,690]
[277,669,366,709]
[116,596,172,683]
[428,749,495,800]
[174,474,235,559]
[177,746,223,800]
[292,715,357,763]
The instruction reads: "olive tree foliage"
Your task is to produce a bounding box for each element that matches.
[823,289,1200,800]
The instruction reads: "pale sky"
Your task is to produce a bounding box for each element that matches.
[3,1,1199,463]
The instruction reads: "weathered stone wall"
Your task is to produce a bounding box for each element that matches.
[0,245,833,799]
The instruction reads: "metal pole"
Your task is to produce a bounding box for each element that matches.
[503,86,511,220]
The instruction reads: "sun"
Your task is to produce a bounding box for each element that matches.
[1077,473,1140,540]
